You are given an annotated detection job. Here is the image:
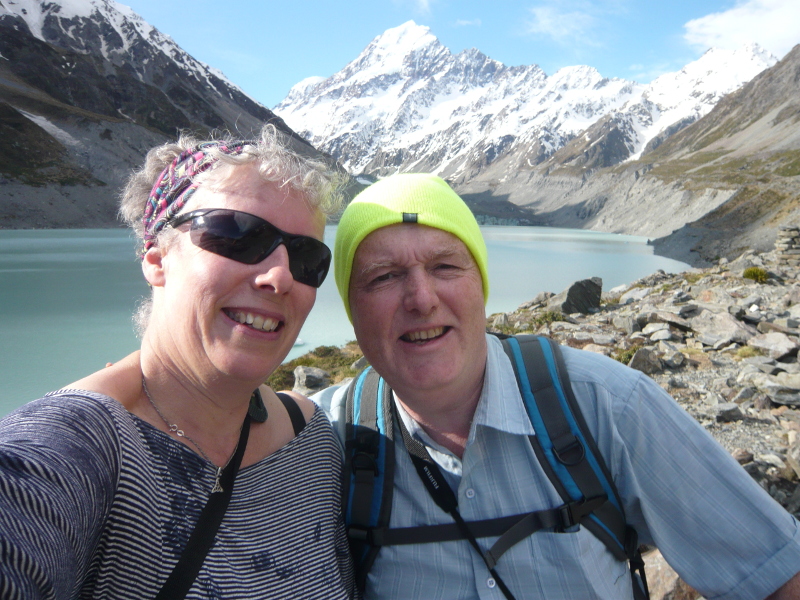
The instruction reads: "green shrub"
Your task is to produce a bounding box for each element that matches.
[742,267,768,283]
[736,346,766,359]
[533,311,564,327]
[612,346,640,365]
[266,344,363,390]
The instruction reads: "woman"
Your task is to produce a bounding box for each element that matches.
[0,125,356,598]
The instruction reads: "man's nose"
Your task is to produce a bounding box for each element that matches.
[403,270,438,315]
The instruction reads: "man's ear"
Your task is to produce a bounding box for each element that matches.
[142,247,166,287]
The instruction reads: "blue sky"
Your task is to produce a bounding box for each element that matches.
[123,0,800,109]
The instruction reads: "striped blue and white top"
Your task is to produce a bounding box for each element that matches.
[0,390,356,599]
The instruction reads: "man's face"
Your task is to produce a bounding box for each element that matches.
[349,224,488,404]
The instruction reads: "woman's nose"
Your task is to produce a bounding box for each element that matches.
[253,244,294,294]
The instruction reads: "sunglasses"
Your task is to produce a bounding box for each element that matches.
[169,209,331,288]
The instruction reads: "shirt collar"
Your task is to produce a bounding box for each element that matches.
[470,334,535,440]
[397,333,534,452]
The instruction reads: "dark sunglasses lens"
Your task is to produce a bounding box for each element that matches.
[287,237,332,287]
[191,212,280,265]
[188,210,330,287]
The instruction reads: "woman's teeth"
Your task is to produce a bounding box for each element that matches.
[226,310,279,332]
[403,327,444,342]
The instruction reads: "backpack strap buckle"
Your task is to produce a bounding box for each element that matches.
[348,525,373,543]
[557,495,608,532]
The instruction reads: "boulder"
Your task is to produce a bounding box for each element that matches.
[653,311,693,331]
[547,278,603,314]
[351,356,369,371]
[620,286,651,304]
[747,332,800,360]
[292,366,330,395]
[716,403,744,422]
[492,313,509,328]
[642,323,669,335]
[582,343,611,356]
[690,311,757,347]
[746,372,800,406]
[628,348,663,375]
[613,315,640,334]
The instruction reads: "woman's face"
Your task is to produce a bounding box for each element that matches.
[148,163,325,384]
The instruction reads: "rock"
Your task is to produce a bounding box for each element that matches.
[662,350,686,369]
[757,321,795,335]
[292,366,330,395]
[650,330,674,342]
[690,310,757,347]
[582,343,611,356]
[758,453,787,470]
[643,549,701,600]
[773,317,799,329]
[629,348,663,375]
[351,356,369,371]
[590,333,616,346]
[547,278,603,314]
[787,443,800,480]
[731,387,757,404]
[716,403,744,422]
[492,313,509,328]
[643,323,669,335]
[620,287,652,304]
[732,448,754,464]
[653,311,693,331]
[747,332,800,360]
[613,316,641,334]
[747,373,800,406]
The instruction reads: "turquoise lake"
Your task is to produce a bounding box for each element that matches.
[0,226,689,416]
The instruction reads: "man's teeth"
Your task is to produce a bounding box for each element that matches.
[405,327,444,342]
[227,310,279,332]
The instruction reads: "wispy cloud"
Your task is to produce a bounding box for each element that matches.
[523,1,626,47]
[525,5,596,44]
[684,0,800,59]
[454,19,482,27]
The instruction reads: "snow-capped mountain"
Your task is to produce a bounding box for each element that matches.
[0,0,293,137]
[0,0,311,228]
[275,21,776,180]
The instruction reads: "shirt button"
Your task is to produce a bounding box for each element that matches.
[487,578,496,588]
[465,488,476,499]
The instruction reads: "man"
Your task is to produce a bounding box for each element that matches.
[314,173,800,599]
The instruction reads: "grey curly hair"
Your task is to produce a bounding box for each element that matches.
[120,124,345,336]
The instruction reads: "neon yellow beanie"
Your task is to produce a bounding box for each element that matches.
[334,173,489,322]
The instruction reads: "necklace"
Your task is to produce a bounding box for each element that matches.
[141,377,234,493]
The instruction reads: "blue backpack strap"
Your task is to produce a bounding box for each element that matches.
[501,335,649,600]
[343,367,395,593]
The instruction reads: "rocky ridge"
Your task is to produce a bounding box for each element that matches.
[488,244,800,519]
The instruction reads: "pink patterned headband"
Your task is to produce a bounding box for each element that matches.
[141,141,251,254]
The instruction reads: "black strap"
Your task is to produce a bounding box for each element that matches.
[357,495,606,548]
[395,403,518,600]
[154,410,252,600]
[276,392,306,436]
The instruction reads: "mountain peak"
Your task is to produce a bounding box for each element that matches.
[372,20,435,51]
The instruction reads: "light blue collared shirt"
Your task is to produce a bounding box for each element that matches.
[313,334,800,600]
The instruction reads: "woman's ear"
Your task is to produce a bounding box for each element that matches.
[142,246,166,287]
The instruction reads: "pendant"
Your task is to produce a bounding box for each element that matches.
[211,467,224,493]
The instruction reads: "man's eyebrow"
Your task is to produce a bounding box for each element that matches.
[355,244,469,279]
